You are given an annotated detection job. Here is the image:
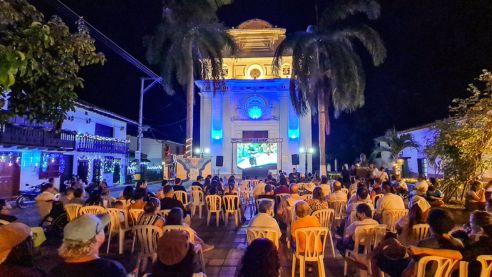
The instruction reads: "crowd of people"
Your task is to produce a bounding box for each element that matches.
[0,167,491,277]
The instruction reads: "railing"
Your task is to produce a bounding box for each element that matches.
[76,137,129,154]
[0,124,76,149]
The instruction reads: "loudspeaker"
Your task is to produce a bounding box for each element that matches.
[291,154,299,165]
[216,156,224,167]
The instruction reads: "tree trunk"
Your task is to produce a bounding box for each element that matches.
[184,67,194,158]
[318,93,329,176]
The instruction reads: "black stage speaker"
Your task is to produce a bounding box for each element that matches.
[292,154,300,165]
[216,156,224,167]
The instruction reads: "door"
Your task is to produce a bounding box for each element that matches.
[0,154,21,198]
[77,160,89,184]
[93,159,102,182]
[59,155,73,192]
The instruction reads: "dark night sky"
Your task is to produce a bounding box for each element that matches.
[35,0,492,164]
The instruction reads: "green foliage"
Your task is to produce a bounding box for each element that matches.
[273,0,386,118]
[372,128,419,161]
[426,70,492,200]
[0,0,105,124]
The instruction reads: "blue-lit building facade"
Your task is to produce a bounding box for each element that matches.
[196,19,313,177]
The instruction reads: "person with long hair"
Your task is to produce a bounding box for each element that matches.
[238,238,280,277]
[395,197,431,245]
[136,197,164,228]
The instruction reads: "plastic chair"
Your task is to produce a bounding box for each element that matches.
[328,200,347,226]
[382,209,409,233]
[206,195,223,226]
[64,203,82,221]
[416,255,458,277]
[341,187,349,195]
[31,227,46,247]
[175,191,189,207]
[158,209,171,218]
[191,190,205,218]
[344,224,387,276]
[106,208,131,254]
[477,255,492,277]
[0,219,10,225]
[292,227,328,277]
[223,195,241,226]
[129,209,144,225]
[246,227,280,249]
[78,205,107,216]
[373,194,384,207]
[256,198,275,215]
[191,186,203,191]
[312,208,336,257]
[132,225,163,275]
[411,224,430,242]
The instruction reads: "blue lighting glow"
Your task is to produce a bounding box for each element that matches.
[212,129,223,140]
[248,106,263,120]
[288,128,300,140]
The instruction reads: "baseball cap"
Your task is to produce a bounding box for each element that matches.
[63,214,110,245]
[0,222,31,264]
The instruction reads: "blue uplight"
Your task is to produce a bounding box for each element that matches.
[248,106,263,120]
[288,128,300,140]
[211,129,223,140]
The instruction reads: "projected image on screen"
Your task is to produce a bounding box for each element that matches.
[237,143,277,169]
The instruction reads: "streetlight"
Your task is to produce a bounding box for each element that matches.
[194,147,210,158]
[299,147,315,175]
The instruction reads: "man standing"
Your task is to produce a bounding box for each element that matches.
[49,215,126,276]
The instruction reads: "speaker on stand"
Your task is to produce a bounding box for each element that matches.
[291,154,300,166]
[216,156,223,176]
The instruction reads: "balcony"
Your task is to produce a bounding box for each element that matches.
[76,136,129,154]
[0,124,76,149]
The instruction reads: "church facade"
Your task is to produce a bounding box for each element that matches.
[196,19,313,177]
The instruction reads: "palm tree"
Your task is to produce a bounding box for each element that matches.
[145,0,236,157]
[273,0,386,175]
[372,128,420,161]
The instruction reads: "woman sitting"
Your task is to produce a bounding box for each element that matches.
[307,187,328,214]
[465,181,486,211]
[238,238,280,277]
[129,188,146,210]
[165,208,214,252]
[136,197,164,228]
[396,197,430,246]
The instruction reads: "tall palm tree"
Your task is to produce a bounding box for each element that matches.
[145,0,236,157]
[372,128,419,161]
[273,0,386,175]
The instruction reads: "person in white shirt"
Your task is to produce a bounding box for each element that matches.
[338,203,378,255]
[414,176,429,195]
[248,199,281,235]
[378,167,389,182]
[286,184,304,207]
[328,181,347,202]
[252,180,267,198]
[375,183,405,219]
[319,176,331,196]
[346,187,374,214]
[370,164,380,180]
[35,183,58,218]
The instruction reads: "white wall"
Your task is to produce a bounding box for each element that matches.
[62,106,127,139]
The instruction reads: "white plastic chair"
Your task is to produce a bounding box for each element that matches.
[158,209,171,218]
[106,208,131,254]
[246,227,280,249]
[477,255,492,277]
[78,205,107,216]
[132,225,163,275]
[175,191,189,207]
[312,208,336,257]
[328,200,347,226]
[223,195,241,226]
[411,224,430,242]
[416,255,458,277]
[206,195,223,226]
[382,209,409,233]
[373,194,384,207]
[292,227,328,277]
[190,190,205,218]
[129,209,144,225]
[256,198,275,215]
[64,203,82,221]
[344,224,387,276]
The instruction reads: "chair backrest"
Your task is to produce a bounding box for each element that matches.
[247,227,280,249]
[79,205,107,216]
[206,195,222,212]
[411,224,430,242]
[191,190,204,205]
[129,209,144,225]
[132,225,163,255]
[477,255,492,277]
[373,194,384,207]
[304,194,313,200]
[106,208,128,231]
[382,209,409,232]
[223,195,240,212]
[328,200,347,219]
[191,186,203,191]
[341,188,349,195]
[312,209,335,229]
[293,227,328,261]
[353,224,387,256]
[256,198,275,213]
[163,225,195,242]
[64,203,82,221]
[158,209,171,218]
[174,191,189,205]
[416,256,458,277]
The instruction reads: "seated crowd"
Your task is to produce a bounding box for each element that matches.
[0,169,492,277]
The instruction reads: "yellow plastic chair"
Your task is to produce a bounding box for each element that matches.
[64,203,82,221]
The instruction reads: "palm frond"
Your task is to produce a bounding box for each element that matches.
[321,0,381,27]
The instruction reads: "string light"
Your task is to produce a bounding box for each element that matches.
[76,133,130,143]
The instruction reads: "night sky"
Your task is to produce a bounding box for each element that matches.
[35,0,492,165]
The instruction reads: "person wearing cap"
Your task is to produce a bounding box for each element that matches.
[50,214,126,276]
[0,199,17,224]
[151,230,203,276]
[0,222,44,277]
